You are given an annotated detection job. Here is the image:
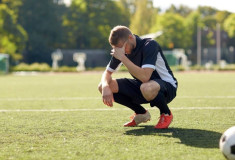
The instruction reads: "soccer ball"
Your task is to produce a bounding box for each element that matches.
[220,126,235,160]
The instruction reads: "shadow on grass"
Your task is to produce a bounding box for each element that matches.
[124,126,222,148]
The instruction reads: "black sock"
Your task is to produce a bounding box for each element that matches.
[150,91,170,115]
[113,93,146,114]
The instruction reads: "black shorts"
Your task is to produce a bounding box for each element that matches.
[116,78,177,105]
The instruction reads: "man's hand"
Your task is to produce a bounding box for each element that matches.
[110,41,127,61]
[102,85,114,107]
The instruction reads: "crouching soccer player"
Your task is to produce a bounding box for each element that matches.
[98,25,177,129]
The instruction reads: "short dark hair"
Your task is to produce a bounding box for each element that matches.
[109,25,132,46]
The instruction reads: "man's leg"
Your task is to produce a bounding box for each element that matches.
[98,78,151,127]
[140,80,171,115]
[98,79,146,114]
[113,93,146,114]
[140,80,176,129]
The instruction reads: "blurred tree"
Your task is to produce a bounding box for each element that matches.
[178,5,193,17]
[184,11,202,49]
[224,13,235,38]
[130,0,157,35]
[18,0,66,64]
[200,16,216,47]
[165,4,177,14]
[197,7,224,48]
[166,4,193,17]
[216,11,231,29]
[1,0,22,15]
[0,4,27,61]
[63,0,129,49]
[117,0,134,16]
[152,13,187,49]
[202,16,217,29]
[197,6,218,17]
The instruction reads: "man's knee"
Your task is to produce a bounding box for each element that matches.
[98,83,102,93]
[140,81,160,101]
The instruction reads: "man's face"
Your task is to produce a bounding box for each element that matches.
[113,37,135,54]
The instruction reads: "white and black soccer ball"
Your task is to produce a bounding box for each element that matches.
[220,126,235,160]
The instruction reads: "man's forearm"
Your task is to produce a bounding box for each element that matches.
[101,70,112,87]
[121,56,151,83]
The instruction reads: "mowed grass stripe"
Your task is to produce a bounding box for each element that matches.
[0,96,234,101]
[0,97,101,101]
[0,73,234,160]
[0,106,235,112]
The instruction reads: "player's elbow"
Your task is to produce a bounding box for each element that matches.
[140,68,153,83]
[140,76,150,83]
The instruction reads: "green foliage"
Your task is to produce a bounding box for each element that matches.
[116,0,132,17]
[12,63,92,72]
[189,64,235,71]
[190,65,206,71]
[202,16,217,30]
[218,64,235,71]
[17,0,66,63]
[86,67,106,71]
[165,4,193,17]
[184,11,202,49]
[197,6,218,17]
[215,11,231,28]
[170,65,186,71]
[53,66,77,72]
[1,0,22,15]
[130,0,157,35]
[0,4,27,60]
[153,13,187,49]
[63,0,129,49]
[224,13,235,38]
[12,63,51,72]
[1,0,235,65]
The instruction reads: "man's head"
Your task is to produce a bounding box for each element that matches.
[109,25,136,54]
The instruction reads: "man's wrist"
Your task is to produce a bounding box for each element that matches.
[102,83,109,89]
[119,54,126,62]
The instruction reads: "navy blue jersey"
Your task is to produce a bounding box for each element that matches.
[106,35,178,88]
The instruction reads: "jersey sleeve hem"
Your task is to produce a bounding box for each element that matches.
[106,66,115,72]
[141,64,156,70]
[106,63,123,72]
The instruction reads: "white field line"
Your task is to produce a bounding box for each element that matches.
[177,96,235,99]
[0,97,101,101]
[0,96,234,101]
[0,107,235,112]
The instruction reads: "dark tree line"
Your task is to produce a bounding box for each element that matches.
[0,0,234,64]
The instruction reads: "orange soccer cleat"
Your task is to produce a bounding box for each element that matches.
[124,110,151,127]
[154,112,173,129]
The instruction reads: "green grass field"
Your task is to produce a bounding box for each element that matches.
[0,71,235,160]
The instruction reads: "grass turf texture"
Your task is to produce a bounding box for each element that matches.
[0,71,235,160]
